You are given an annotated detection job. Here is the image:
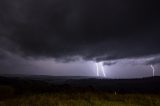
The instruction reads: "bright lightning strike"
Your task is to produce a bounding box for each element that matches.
[150,65,155,77]
[95,62,106,77]
[95,63,99,77]
[100,62,106,77]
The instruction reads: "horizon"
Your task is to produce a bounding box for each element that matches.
[1,73,160,79]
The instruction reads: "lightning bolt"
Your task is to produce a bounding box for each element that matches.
[100,62,106,77]
[95,62,106,77]
[150,65,155,77]
[95,63,99,77]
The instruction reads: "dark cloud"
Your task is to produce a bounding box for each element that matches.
[145,56,160,65]
[0,0,160,62]
[103,61,117,66]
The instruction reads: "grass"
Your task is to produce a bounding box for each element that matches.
[0,77,160,106]
[0,92,160,106]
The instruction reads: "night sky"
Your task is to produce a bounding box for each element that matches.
[0,0,160,78]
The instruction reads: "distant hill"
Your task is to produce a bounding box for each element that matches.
[0,75,160,93]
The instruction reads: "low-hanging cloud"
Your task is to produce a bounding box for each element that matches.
[103,61,117,66]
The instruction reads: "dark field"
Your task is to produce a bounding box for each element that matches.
[0,75,160,106]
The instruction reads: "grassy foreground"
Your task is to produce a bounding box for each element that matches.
[0,92,160,106]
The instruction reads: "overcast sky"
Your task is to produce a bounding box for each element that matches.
[0,0,160,78]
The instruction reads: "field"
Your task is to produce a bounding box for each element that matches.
[0,92,160,106]
[0,76,160,106]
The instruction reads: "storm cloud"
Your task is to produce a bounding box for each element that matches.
[103,61,117,66]
[0,0,160,62]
